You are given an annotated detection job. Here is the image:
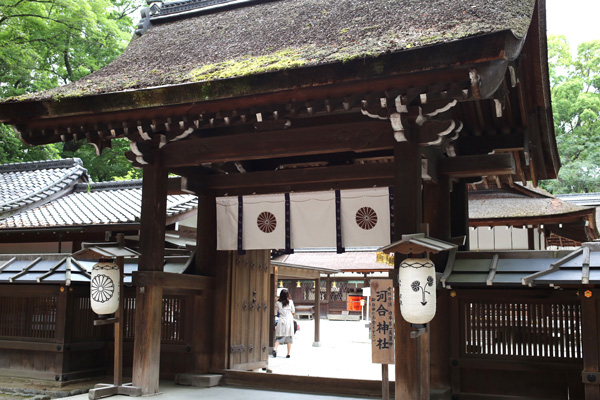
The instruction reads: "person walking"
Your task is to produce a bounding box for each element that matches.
[273,289,295,358]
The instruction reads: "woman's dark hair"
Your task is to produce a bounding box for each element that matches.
[278,289,289,307]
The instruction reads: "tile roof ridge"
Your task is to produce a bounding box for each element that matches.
[0,158,83,172]
[73,179,143,192]
[136,0,266,35]
[0,164,88,211]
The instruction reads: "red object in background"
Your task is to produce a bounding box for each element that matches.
[348,295,363,311]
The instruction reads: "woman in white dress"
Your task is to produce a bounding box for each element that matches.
[273,289,295,358]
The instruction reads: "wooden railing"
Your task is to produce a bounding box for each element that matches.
[463,301,582,359]
[0,296,57,339]
[122,294,186,343]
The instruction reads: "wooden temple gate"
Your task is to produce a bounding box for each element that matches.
[0,1,570,399]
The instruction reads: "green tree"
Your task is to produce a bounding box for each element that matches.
[60,138,142,182]
[0,0,145,180]
[0,0,141,97]
[0,124,60,163]
[541,36,600,194]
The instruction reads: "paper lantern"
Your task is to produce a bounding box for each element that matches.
[398,258,436,324]
[90,260,120,316]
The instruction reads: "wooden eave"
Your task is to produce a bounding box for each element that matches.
[1,30,520,126]
[0,207,195,242]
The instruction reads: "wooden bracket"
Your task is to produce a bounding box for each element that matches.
[410,324,427,338]
[94,318,118,326]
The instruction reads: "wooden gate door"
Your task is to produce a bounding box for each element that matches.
[229,250,270,370]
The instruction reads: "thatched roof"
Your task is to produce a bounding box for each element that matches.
[7,0,536,102]
[469,185,593,220]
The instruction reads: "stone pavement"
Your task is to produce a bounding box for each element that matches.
[268,318,395,381]
[64,382,370,400]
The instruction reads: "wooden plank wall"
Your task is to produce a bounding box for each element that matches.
[0,284,201,382]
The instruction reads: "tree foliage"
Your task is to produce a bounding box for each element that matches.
[0,0,141,97]
[0,0,144,180]
[541,36,600,194]
[0,124,60,163]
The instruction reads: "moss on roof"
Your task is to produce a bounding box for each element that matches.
[7,0,536,102]
[469,193,593,220]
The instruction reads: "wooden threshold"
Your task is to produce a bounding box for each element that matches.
[215,369,394,398]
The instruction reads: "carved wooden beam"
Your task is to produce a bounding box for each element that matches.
[182,163,394,196]
[159,120,395,168]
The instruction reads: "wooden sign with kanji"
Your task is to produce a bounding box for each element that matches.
[370,279,395,364]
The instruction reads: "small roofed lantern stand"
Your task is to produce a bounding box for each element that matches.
[72,234,142,400]
[377,233,456,400]
[378,234,456,336]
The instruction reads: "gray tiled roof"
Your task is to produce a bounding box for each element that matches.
[0,253,191,284]
[557,193,600,207]
[0,158,89,219]
[0,179,197,229]
[523,243,600,286]
[441,250,572,288]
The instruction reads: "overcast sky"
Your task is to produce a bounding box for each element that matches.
[546,0,600,49]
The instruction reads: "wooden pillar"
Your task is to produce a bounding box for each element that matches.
[450,179,469,251]
[423,176,451,242]
[193,195,217,373]
[581,289,600,400]
[132,161,168,395]
[424,176,452,391]
[527,227,535,250]
[313,277,321,346]
[393,140,427,400]
[211,251,233,370]
[55,286,70,381]
[325,275,332,317]
[195,195,217,276]
[269,271,276,350]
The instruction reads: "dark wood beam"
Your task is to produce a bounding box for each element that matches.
[439,153,515,178]
[179,152,518,195]
[186,163,395,196]
[160,121,394,168]
[454,133,524,156]
[132,271,214,292]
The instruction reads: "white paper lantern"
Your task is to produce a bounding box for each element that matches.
[398,258,436,324]
[90,260,120,316]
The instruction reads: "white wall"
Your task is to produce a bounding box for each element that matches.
[469,226,543,251]
[178,215,197,228]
